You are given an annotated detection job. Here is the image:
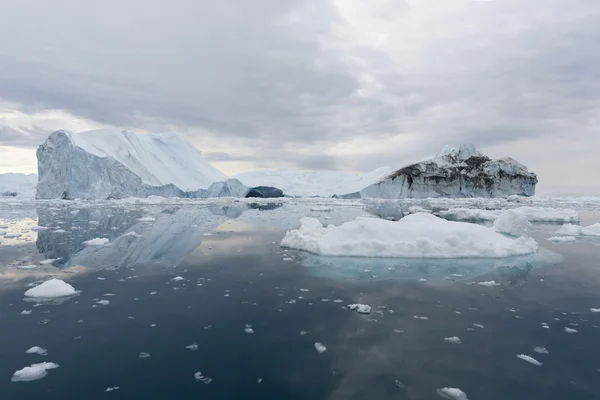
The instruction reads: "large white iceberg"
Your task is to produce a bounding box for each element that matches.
[280,213,538,258]
[355,144,537,199]
[11,362,59,382]
[36,129,247,199]
[24,279,79,298]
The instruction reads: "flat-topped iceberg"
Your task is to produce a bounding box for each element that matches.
[281,213,538,258]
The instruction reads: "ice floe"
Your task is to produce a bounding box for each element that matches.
[436,387,468,400]
[25,346,48,355]
[83,237,109,246]
[314,342,327,353]
[533,346,549,354]
[24,279,79,299]
[517,354,543,366]
[347,304,372,314]
[11,362,59,382]
[547,236,577,242]
[477,280,501,287]
[444,336,462,344]
[555,223,600,237]
[186,343,199,351]
[281,213,538,258]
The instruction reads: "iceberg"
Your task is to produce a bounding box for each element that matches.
[0,173,37,197]
[36,129,247,199]
[24,279,79,298]
[11,362,59,382]
[554,223,600,237]
[356,144,537,199]
[280,213,539,258]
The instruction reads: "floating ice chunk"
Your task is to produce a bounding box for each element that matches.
[414,315,429,320]
[555,223,600,237]
[300,330,310,335]
[281,213,538,258]
[139,352,151,359]
[590,308,600,313]
[283,257,293,261]
[439,208,500,221]
[138,216,156,222]
[314,342,326,353]
[436,387,468,400]
[52,229,66,233]
[83,237,109,246]
[17,265,38,270]
[11,362,59,382]
[24,279,79,298]
[194,371,212,384]
[186,343,199,351]
[419,278,428,282]
[172,276,185,281]
[105,387,120,392]
[493,210,532,236]
[472,324,484,329]
[564,327,578,333]
[547,236,576,242]
[517,354,543,366]
[477,280,501,287]
[333,299,343,303]
[21,310,32,315]
[533,346,549,354]
[444,336,462,344]
[25,346,48,355]
[347,304,371,314]
[31,226,49,231]
[299,288,310,292]
[124,231,142,238]
[39,258,60,265]
[310,206,333,212]
[244,324,254,334]
[96,300,109,306]
[257,378,263,383]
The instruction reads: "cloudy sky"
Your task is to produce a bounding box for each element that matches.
[1,0,599,194]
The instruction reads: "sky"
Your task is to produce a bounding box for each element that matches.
[1,0,599,195]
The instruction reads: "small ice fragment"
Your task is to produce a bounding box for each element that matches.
[150,324,156,327]
[257,378,263,383]
[25,346,47,355]
[565,327,578,333]
[31,226,48,231]
[333,299,343,303]
[244,324,254,334]
[436,387,468,400]
[172,276,185,281]
[150,291,157,295]
[21,310,32,315]
[138,216,156,222]
[477,280,501,287]
[347,304,371,314]
[300,330,310,335]
[541,323,549,329]
[444,336,462,344]
[105,387,120,392]
[414,315,429,320]
[517,354,543,366]
[17,265,38,270]
[96,300,109,306]
[11,362,59,382]
[139,352,151,359]
[96,277,105,281]
[321,298,329,302]
[472,324,484,329]
[39,258,60,265]
[314,342,326,353]
[194,371,212,384]
[393,329,403,334]
[590,308,600,313]
[186,343,199,351]
[533,346,549,354]
[394,379,406,388]
[299,288,309,292]
[83,237,109,246]
[283,257,293,261]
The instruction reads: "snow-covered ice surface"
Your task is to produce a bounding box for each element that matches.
[554,223,600,237]
[281,213,539,258]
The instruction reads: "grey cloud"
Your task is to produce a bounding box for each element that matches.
[0,126,51,148]
[0,0,599,175]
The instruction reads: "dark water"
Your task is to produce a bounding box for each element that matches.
[0,202,599,399]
